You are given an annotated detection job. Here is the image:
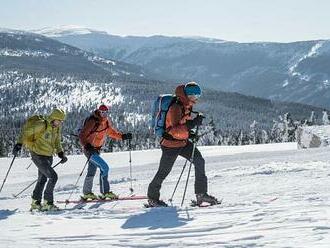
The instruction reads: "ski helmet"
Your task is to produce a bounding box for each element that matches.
[184,82,201,97]
[98,104,109,112]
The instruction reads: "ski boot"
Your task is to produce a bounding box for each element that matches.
[195,193,220,206]
[30,199,42,211]
[81,192,98,201]
[145,198,168,208]
[99,191,119,200]
[41,200,60,211]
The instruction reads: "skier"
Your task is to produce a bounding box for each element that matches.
[147,82,218,207]
[78,104,132,201]
[12,108,68,211]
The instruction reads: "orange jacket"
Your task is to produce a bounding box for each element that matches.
[161,85,194,148]
[79,111,123,149]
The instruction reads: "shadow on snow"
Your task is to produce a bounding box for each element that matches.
[121,207,189,230]
[0,209,18,221]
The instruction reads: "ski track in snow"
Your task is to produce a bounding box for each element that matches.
[0,143,330,247]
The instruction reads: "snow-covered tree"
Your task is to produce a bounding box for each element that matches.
[237,130,243,146]
[261,130,269,144]
[249,120,258,144]
[322,110,329,125]
[308,111,316,125]
[0,138,6,157]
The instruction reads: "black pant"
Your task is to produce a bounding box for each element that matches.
[31,152,58,203]
[148,141,207,200]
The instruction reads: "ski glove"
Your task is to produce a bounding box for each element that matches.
[122,132,133,140]
[84,143,98,155]
[12,143,22,156]
[189,131,200,142]
[58,151,68,164]
[186,114,204,129]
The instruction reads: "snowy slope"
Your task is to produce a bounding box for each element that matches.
[1,143,330,247]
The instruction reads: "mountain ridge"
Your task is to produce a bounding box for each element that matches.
[36,27,330,109]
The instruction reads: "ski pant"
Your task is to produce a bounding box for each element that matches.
[31,152,57,203]
[83,152,110,194]
[148,141,207,200]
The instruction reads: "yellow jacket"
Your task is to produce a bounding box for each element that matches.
[18,109,65,156]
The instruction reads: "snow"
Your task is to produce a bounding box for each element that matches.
[31,25,107,38]
[0,28,30,35]
[323,79,330,88]
[282,79,289,87]
[183,36,227,44]
[297,125,330,149]
[87,55,116,66]
[288,41,325,78]
[0,48,53,58]
[1,142,330,247]
[0,71,125,115]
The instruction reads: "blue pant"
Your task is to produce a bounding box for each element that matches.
[83,153,111,194]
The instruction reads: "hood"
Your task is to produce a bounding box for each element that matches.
[93,110,107,122]
[49,108,66,121]
[175,84,191,107]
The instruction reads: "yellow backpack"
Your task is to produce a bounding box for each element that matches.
[21,115,48,148]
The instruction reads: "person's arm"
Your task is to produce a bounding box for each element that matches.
[107,120,123,140]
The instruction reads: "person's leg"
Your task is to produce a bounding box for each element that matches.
[31,153,57,203]
[147,146,180,200]
[89,153,110,194]
[31,169,47,202]
[179,142,207,195]
[82,160,97,195]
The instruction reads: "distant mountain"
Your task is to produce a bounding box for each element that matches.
[0,29,146,79]
[30,25,108,37]
[36,27,330,109]
[0,28,327,157]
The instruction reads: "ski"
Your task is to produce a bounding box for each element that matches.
[30,208,62,213]
[190,198,223,208]
[57,195,147,204]
[143,203,169,208]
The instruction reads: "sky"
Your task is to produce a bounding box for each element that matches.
[1,0,330,42]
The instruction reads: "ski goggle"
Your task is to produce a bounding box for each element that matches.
[188,94,201,101]
[99,110,108,115]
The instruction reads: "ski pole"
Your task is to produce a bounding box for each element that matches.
[13,161,62,198]
[169,159,188,204]
[65,156,91,206]
[128,139,134,194]
[170,127,205,204]
[26,162,33,170]
[181,126,199,207]
[0,156,16,193]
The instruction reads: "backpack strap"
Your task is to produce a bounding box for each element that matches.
[85,115,109,138]
[162,97,186,141]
